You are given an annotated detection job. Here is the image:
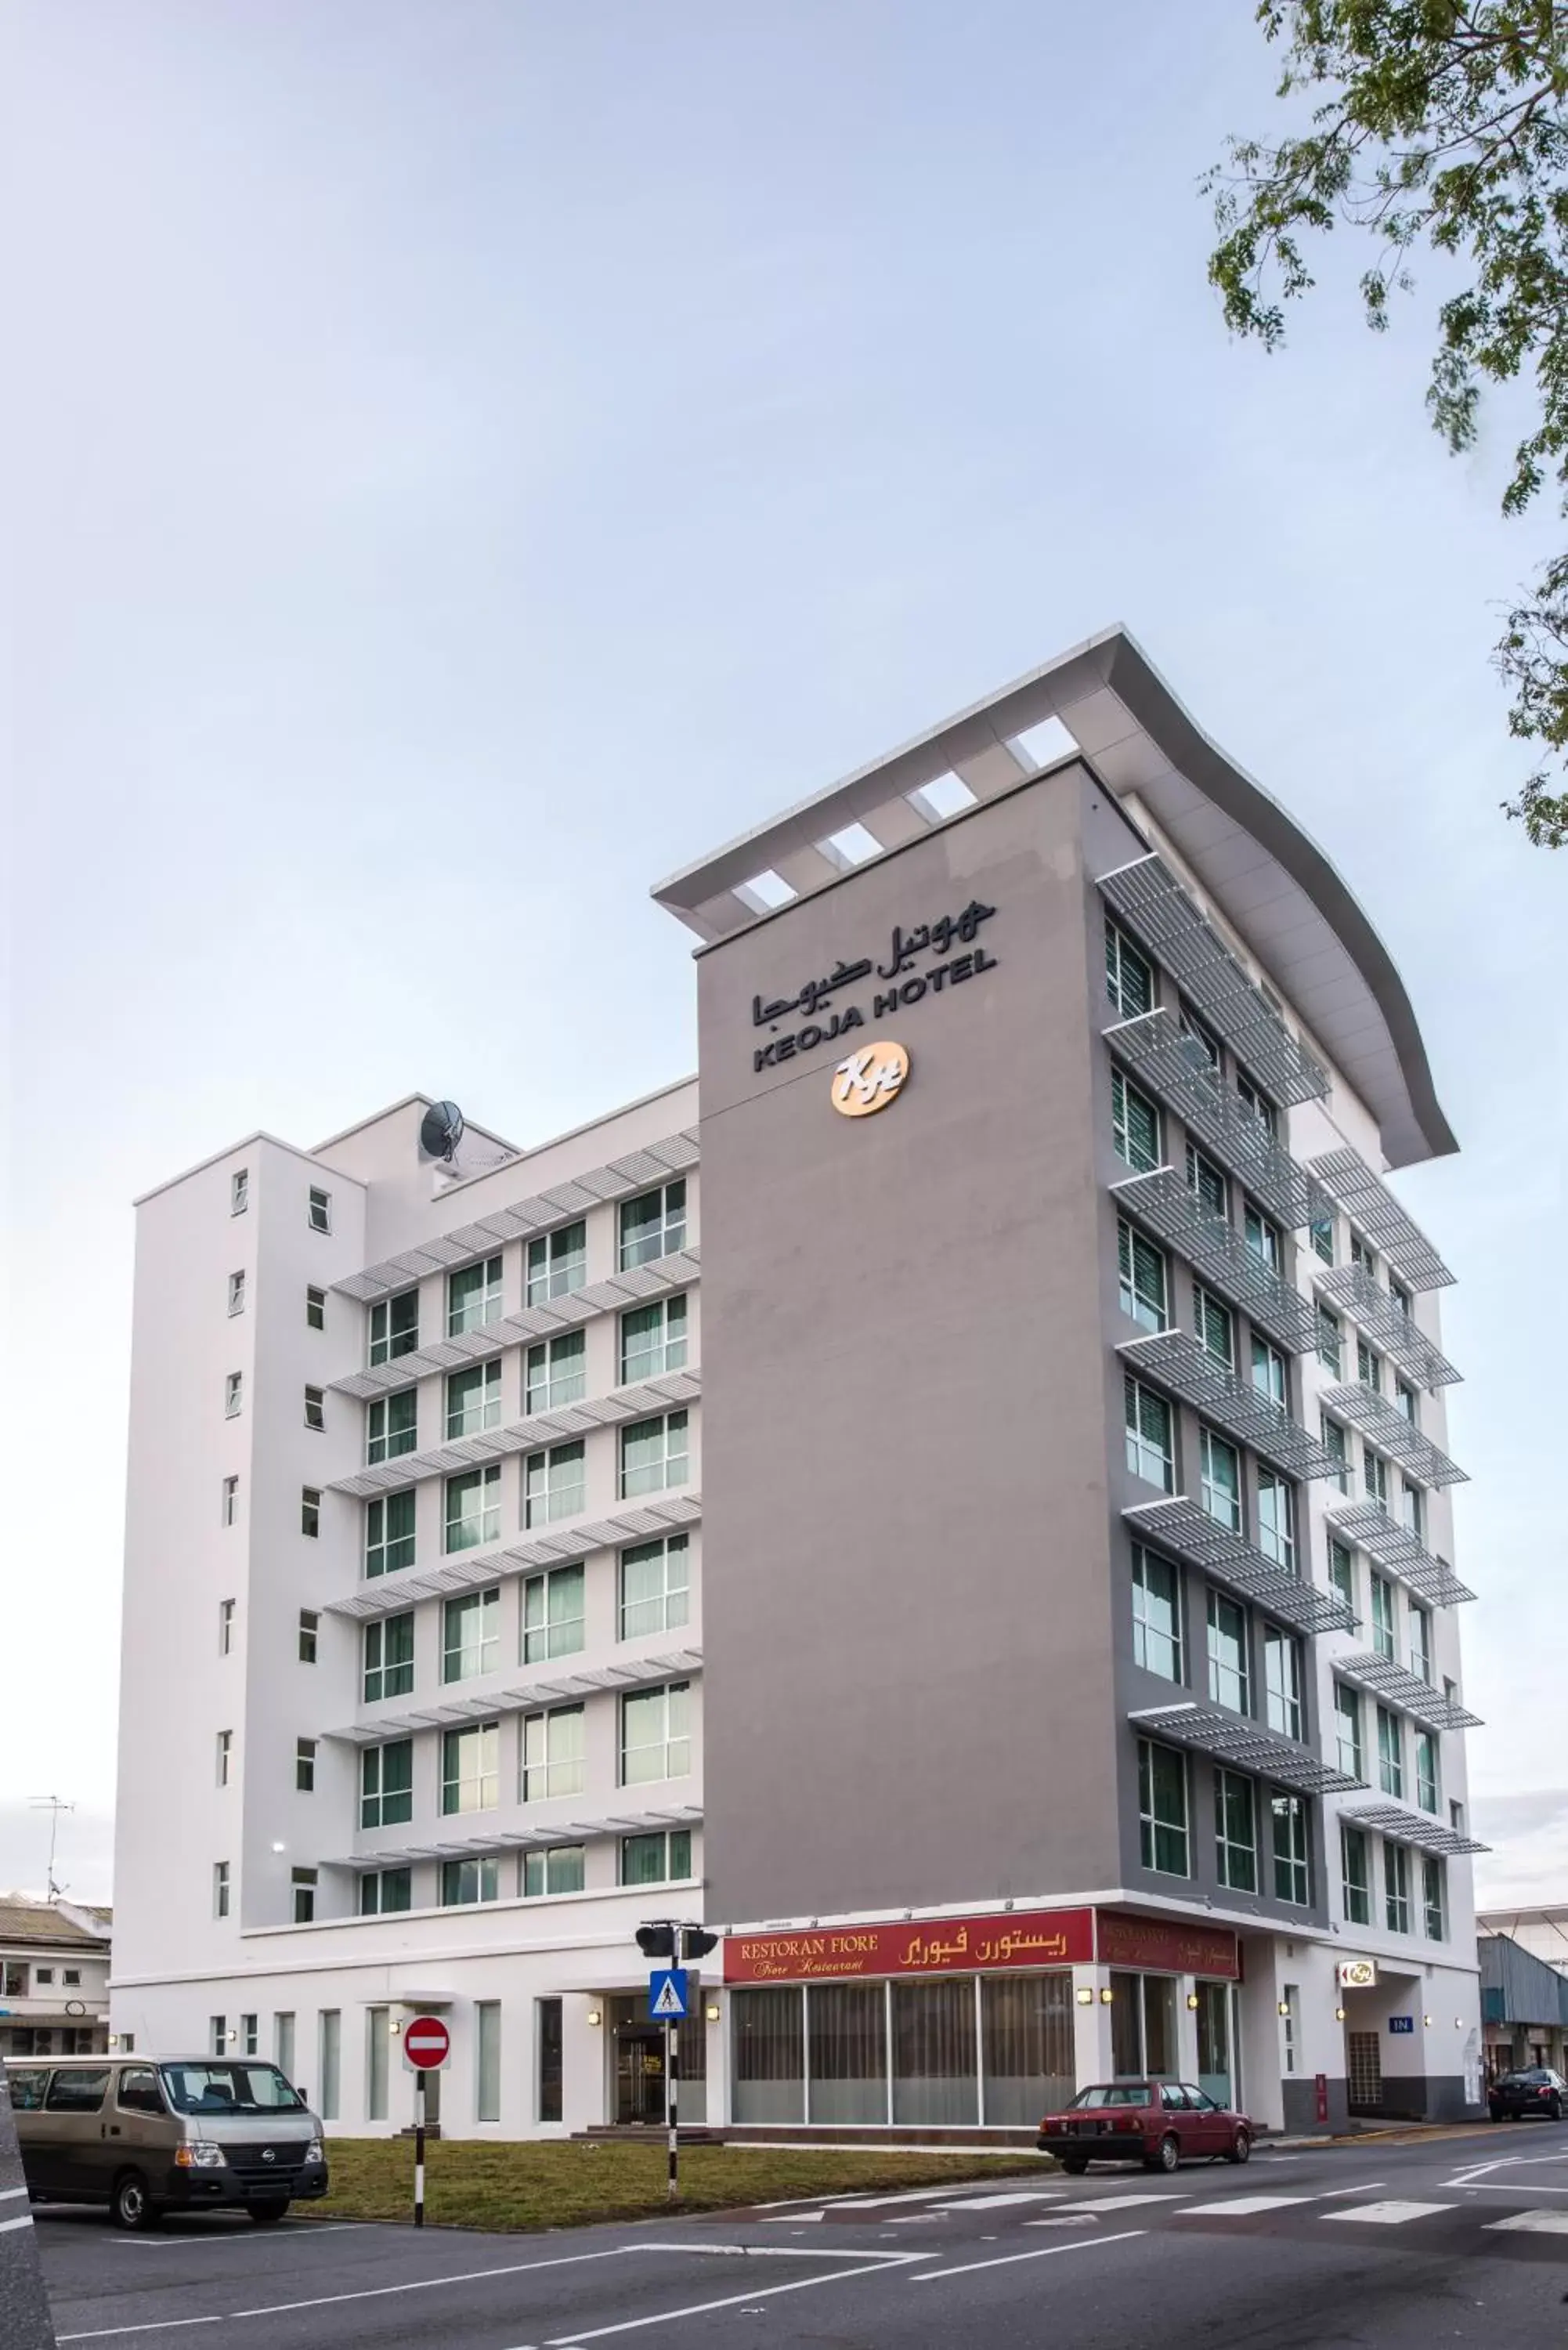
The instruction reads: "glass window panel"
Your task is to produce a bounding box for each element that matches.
[891,1979,977,2126]
[981,1973,1075,2124]
[808,1983,889,2124]
[524,1564,587,1661]
[1112,1069,1162,1171]
[620,1536,691,1640]
[620,1181,688,1271]
[732,1987,804,2124]
[527,1222,586,1305]
[1131,1546,1183,1683]
[447,1363,502,1440]
[620,1295,690,1385]
[526,1331,587,1415]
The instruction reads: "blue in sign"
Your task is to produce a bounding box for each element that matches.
[649,1967,689,2020]
[1389,2014,1414,2034]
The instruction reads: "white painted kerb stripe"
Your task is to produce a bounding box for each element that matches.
[0,2185,30,2200]
[0,2212,35,2234]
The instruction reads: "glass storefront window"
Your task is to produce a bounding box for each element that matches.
[1110,1970,1178,2078]
[807,1983,887,2124]
[732,1987,804,2124]
[981,1974,1075,2124]
[891,1979,978,2127]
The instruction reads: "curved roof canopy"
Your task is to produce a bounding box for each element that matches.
[652,626,1454,1167]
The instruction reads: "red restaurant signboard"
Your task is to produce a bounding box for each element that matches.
[723,1907,1240,1985]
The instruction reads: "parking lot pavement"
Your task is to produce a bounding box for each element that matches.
[33,2125,1568,2350]
[1,2089,56,2349]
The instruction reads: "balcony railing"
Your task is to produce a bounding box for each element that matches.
[325,1493,703,1622]
[1125,1497,1354,1634]
[1319,1382,1467,1488]
[1314,1262,1459,1392]
[1107,1010,1326,1230]
[1129,1701,1361,1796]
[1332,1651,1482,1734]
[1338,1799,1489,1857]
[1112,1169,1317,1355]
[1099,853,1329,1104]
[325,1800,704,1873]
[1119,1329,1340,1480]
[1306,1149,1454,1292]
[327,1646,703,1745]
[1325,1502,1475,1608]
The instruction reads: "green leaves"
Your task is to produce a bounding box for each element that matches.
[1208,2,1568,841]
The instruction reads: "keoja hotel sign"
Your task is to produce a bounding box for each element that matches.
[750,898,999,1073]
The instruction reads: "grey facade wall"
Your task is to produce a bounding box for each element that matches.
[695,765,1135,1925]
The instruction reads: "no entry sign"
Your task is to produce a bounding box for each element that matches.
[404,2015,450,2071]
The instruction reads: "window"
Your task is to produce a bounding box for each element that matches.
[1370,1573,1396,1660]
[523,1564,586,1661]
[620,1535,690,1640]
[1363,1446,1389,1509]
[1328,1538,1356,1615]
[526,1331,586,1415]
[1310,1214,1335,1264]
[34,1969,53,1987]
[225,1372,243,1418]
[620,1411,689,1498]
[527,1220,586,1304]
[1125,1376,1173,1489]
[291,1868,317,1924]
[240,2015,258,2058]
[1206,1590,1250,1712]
[525,1441,587,1526]
[1244,1203,1281,1271]
[441,1857,499,1907]
[301,1487,320,1538]
[620,1295,689,1384]
[366,2008,389,2118]
[1422,1854,1446,1941]
[1322,1415,1350,1494]
[219,1597,235,1654]
[361,1739,414,1828]
[1415,1729,1440,1815]
[222,1473,239,1526]
[621,1682,691,1784]
[524,1847,584,1898]
[522,1705,585,1801]
[231,1168,248,1215]
[476,2002,501,2124]
[216,1730,232,1786]
[621,1828,694,1885]
[1377,1705,1404,1799]
[1105,919,1154,1018]
[1316,1303,1343,1376]
[308,1187,331,1234]
[1186,1143,1227,1217]
[1256,1470,1295,1571]
[1390,1276,1414,1319]
[274,2015,295,2081]
[1111,1068,1162,1172]
[367,1390,417,1462]
[1335,1684,1363,1780]
[620,1180,688,1270]
[1137,1739,1189,1875]
[294,1737,316,1793]
[211,2016,228,2054]
[1341,1824,1371,1924]
[363,1611,414,1702]
[1350,1231,1377,1275]
[1357,1336,1382,1392]
[537,1998,564,2122]
[369,1289,419,1365]
[1400,1477,1425,1541]
[1130,1546,1183,1682]
[443,1589,500,1683]
[319,2011,341,2120]
[213,1861,230,1920]
[1264,1627,1302,1741]
[61,1969,79,1988]
[446,1464,500,1553]
[1117,1220,1168,1331]
[304,1386,325,1433]
[359,1867,412,1916]
[1194,1284,1234,1365]
[1199,1426,1241,1532]
[228,1271,246,1316]
[306,1285,326,1330]
[298,1608,318,1664]
[1251,1336,1287,1409]
[1235,1070,1277,1135]
[1180,1001,1220,1068]
[1214,1769,1257,1891]
[1450,1797,1466,1835]
[1396,1379,1418,1426]
[442,1722,499,1813]
[1408,1604,1432,1685]
[1271,1791,1310,1904]
[1385,1840,1411,1933]
[449,1256,503,1336]
[446,1362,501,1439]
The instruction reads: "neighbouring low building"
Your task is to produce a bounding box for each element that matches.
[0,1898,113,2059]
[1478,1911,1568,2078]
[110,627,1486,2137]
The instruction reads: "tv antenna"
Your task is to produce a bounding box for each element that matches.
[30,1795,74,1900]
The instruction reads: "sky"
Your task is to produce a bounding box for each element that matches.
[5,0,1565,1914]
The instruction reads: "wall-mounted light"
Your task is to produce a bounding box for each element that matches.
[271,1841,286,1854]
[705,2003,721,2023]
[587,2008,602,2028]
[1335,2006,1346,2022]
[1186,1993,1200,2011]
[388,2017,402,2036]
[1075,1987,1094,2007]
[1422,2014,1433,2028]
[1099,1987,1114,2005]
[1277,2001,1292,2018]
[1454,2016,1465,2029]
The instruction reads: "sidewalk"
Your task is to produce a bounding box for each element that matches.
[1263,2120,1498,2150]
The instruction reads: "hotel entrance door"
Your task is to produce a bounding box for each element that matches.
[615,2026,667,2125]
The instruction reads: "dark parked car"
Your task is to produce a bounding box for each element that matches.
[1038,2081,1252,2173]
[1488,2066,1565,2122]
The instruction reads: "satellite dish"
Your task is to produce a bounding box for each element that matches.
[419,1101,465,1162]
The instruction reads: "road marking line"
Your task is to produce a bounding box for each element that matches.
[540,2255,930,2343]
[912,2228,1147,2280]
[0,2186,29,2201]
[1048,2193,1184,2213]
[1448,2152,1568,2189]
[1324,2200,1454,2225]
[639,2246,916,2262]
[1484,2210,1568,2235]
[832,2186,971,2207]
[113,2222,374,2248]
[927,2190,1058,2209]
[1177,2194,1309,2216]
[0,2213,35,2234]
[1319,2182,1386,2199]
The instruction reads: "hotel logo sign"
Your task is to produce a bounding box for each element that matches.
[831,1042,909,1118]
[1337,1958,1378,1989]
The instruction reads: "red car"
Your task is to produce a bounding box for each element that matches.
[1038,2081,1253,2173]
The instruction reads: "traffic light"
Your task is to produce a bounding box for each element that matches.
[635,1925,677,1959]
[681,1927,718,1961]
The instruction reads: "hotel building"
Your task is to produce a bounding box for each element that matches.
[112,628,1485,2137]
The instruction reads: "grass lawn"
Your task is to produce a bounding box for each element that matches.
[309,2138,1050,2231]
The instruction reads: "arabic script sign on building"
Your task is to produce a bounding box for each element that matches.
[750,899,999,1073]
[1095,1912,1241,1982]
[724,1907,1095,1983]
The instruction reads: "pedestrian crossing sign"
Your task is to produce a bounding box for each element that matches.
[649,1967,689,2019]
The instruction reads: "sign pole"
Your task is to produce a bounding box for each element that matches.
[414,2069,426,2229]
[667,2015,679,2200]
